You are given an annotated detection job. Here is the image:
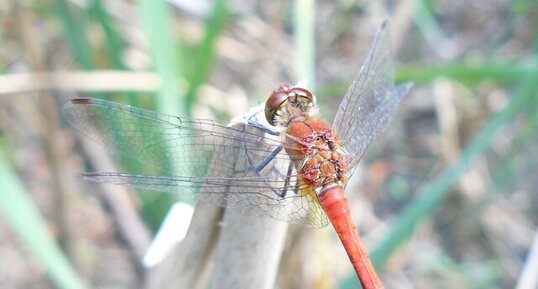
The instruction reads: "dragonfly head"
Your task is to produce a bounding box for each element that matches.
[265,83,316,127]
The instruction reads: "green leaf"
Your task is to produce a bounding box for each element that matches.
[137,0,185,116]
[0,147,88,289]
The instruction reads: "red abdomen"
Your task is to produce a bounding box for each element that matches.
[318,186,384,289]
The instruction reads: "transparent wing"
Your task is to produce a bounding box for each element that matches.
[79,172,328,228]
[63,98,329,227]
[332,21,413,177]
[63,98,291,178]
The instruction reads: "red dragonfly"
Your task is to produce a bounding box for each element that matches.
[63,21,411,289]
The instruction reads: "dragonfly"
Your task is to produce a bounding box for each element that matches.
[63,21,412,289]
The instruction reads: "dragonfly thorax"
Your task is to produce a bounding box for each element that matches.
[265,83,317,127]
[284,118,348,191]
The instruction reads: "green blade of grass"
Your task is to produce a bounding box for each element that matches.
[89,0,143,108]
[54,0,108,104]
[90,0,126,70]
[413,0,448,52]
[185,0,229,110]
[137,0,187,228]
[396,60,538,85]
[54,0,92,69]
[293,0,316,85]
[0,147,87,289]
[137,0,185,116]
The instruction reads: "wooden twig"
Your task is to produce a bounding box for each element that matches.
[144,203,223,289]
[211,210,288,289]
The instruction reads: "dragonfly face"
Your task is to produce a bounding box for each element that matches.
[264,83,316,127]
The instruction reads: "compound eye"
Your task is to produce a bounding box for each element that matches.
[289,87,314,104]
[265,90,289,126]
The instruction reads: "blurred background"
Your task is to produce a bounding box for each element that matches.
[0,0,537,289]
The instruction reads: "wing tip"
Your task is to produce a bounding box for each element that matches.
[70,98,93,105]
[79,172,101,177]
[77,172,109,182]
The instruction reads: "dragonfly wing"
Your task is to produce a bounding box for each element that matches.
[331,21,412,177]
[64,98,329,227]
[63,98,290,179]
[80,172,329,228]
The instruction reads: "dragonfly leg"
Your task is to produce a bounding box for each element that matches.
[237,131,282,174]
[265,161,294,199]
[252,146,283,173]
[292,175,301,195]
[247,116,280,136]
[277,162,295,198]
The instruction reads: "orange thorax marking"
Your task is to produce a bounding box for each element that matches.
[284,118,348,188]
